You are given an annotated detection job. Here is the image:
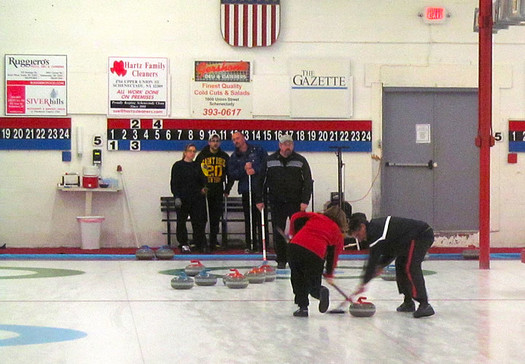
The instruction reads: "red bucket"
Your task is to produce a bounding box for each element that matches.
[82,176,99,188]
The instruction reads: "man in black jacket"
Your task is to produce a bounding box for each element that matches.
[348,213,435,318]
[259,134,313,269]
[195,133,232,251]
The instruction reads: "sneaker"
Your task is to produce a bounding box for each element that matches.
[277,262,286,269]
[181,245,191,254]
[413,303,435,318]
[396,301,416,312]
[318,286,330,313]
[293,307,308,317]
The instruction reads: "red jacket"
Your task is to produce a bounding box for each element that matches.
[289,212,344,277]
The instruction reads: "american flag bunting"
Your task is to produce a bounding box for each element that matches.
[220,0,281,47]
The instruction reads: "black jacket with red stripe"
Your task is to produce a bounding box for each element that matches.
[362,216,433,284]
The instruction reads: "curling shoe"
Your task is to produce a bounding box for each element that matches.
[413,303,435,318]
[396,301,416,313]
[318,286,330,313]
[293,307,308,317]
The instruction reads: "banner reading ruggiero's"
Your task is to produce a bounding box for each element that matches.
[5,54,67,116]
[191,61,253,119]
[108,57,169,117]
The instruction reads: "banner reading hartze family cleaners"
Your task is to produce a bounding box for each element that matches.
[5,55,67,116]
[191,61,252,119]
[108,57,169,117]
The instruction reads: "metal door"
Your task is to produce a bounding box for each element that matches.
[381,88,479,232]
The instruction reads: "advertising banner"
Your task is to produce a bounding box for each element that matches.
[191,61,252,119]
[289,59,352,118]
[108,57,169,117]
[5,54,67,116]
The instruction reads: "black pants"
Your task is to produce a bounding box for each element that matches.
[176,194,207,251]
[206,193,223,246]
[288,243,324,308]
[395,236,434,304]
[270,201,300,264]
[241,192,262,251]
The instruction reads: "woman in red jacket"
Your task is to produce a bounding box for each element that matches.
[287,206,348,317]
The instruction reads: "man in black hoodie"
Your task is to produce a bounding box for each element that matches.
[196,133,232,250]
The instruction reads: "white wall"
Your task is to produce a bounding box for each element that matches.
[1,0,525,248]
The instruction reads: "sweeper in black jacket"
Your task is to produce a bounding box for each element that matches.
[348,213,435,318]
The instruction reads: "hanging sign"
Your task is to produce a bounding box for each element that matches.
[5,54,67,116]
[191,61,253,119]
[290,59,352,118]
[108,57,169,117]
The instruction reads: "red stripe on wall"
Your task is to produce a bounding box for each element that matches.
[0,117,71,129]
[509,120,525,131]
[108,119,372,131]
[270,5,277,45]
[243,4,249,47]
[261,5,267,47]
[224,5,231,45]
[252,4,258,47]
[233,5,239,46]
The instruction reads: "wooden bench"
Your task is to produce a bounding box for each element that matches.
[160,196,266,248]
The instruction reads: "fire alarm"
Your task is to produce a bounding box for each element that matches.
[420,7,449,24]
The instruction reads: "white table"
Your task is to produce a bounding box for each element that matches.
[57,186,121,215]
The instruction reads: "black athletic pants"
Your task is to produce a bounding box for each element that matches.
[176,194,207,251]
[395,235,434,304]
[288,243,324,308]
[270,201,300,265]
[206,193,223,247]
[241,192,262,251]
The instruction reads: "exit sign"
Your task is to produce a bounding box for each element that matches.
[421,7,448,24]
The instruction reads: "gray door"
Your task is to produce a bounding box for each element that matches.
[381,88,479,232]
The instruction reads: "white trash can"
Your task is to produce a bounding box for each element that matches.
[76,216,105,249]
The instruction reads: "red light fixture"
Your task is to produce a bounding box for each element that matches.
[420,7,449,24]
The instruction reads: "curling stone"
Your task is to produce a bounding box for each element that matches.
[224,269,249,289]
[185,260,205,276]
[349,297,376,317]
[170,273,194,290]
[260,264,276,282]
[462,248,480,260]
[222,268,240,285]
[194,269,217,286]
[381,265,397,281]
[245,267,266,284]
[135,245,155,260]
[155,245,175,260]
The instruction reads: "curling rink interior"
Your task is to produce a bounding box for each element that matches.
[1,257,525,364]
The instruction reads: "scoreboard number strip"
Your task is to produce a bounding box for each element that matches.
[107,118,372,152]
